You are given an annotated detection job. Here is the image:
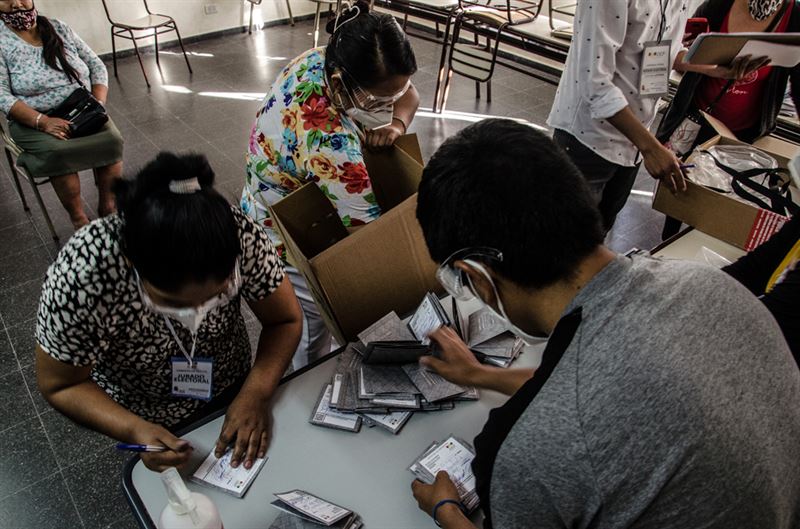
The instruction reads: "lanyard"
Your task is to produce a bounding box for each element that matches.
[163,316,198,367]
[657,0,670,44]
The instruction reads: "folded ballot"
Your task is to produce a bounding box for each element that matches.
[409,436,479,513]
[270,490,362,529]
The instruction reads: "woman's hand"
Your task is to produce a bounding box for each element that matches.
[365,122,404,148]
[39,116,72,140]
[214,389,272,470]
[133,421,194,472]
[695,54,771,80]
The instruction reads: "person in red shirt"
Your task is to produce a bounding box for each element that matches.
[657,0,800,239]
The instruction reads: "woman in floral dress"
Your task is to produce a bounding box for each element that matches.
[241,1,419,368]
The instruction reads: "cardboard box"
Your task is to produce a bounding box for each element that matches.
[653,112,797,251]
[268,134,441,344]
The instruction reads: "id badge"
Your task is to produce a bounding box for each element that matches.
[639,40,671,97]
[171,357,213,400]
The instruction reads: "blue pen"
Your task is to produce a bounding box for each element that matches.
[116,443,167,453]
[680,164,695,169]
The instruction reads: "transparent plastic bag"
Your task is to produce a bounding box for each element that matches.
[689,145,778,197]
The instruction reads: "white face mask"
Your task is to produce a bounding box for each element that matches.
[135,263,242,335]
[462,259,542,345]
[345,105,394,130]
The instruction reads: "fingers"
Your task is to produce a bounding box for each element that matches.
[141,449,192,472]
[258,430,269,459]
[244,429,261,469]
[435,470,452,483]
[215,423,233,458]
[418,354,447,373]
[157,430,192,453]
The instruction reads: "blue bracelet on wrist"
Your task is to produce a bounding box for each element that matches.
[432,498,466,527]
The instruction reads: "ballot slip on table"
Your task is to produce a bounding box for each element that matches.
[273,490,352,526]
[191,449,267,498]
[409,436,480,512]
[360,410,413,435]
[357,311,415,345]
[269,511,363,529]
[309,384,362,433]
[123,297,547,529]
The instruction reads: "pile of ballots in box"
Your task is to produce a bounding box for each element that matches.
[309,293,524,435]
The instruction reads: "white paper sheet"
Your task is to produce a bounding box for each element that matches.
[736,40,800,67]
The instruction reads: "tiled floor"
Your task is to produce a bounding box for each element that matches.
[0,19,664,529]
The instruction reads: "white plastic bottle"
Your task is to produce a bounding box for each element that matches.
[158,467,223,529]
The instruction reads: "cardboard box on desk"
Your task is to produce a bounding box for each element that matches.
[268,134,441,344]
[653,111,798,251]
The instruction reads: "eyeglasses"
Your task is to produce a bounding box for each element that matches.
[436,247,503,301]
[340,71,411,111]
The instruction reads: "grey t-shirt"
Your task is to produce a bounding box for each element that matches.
[490,254,800,529]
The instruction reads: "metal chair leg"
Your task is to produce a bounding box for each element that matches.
[286,0,295,25]
[5,150,29,212]
[476,81,480,99]
[249,1,254,34]
[432,15,453,113]
[129,30,150,87]
[111,27,118,78]
[403,13,409,31]
[29,179,59,242]
[154,28,160,66]
[313,2,322,47]
[487,80,491,102]
[173,24,193,74]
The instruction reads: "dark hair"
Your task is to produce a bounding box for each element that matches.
[416,119,605,290]
[324,1,417,88]
[37,16,81,83]
[115,152,241,292]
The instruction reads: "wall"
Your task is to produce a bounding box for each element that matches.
[36,0,316,55]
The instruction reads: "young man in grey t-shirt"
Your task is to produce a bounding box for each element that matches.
[410,119,800,529]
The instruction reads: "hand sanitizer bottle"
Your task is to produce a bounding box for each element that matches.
[158,467,223,529]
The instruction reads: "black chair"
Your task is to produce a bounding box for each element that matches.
[101,0,193,87]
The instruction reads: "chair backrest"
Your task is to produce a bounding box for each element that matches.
[458,0,542,26]
[99,0,150,25]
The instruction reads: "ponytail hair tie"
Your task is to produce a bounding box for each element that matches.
[168,177,202,194]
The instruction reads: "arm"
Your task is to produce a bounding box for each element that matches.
[61,20,109,90]
[214,276,303,469]
[36,346,193,471]
[420,327,535,396]
[412,471,478,529]
[365,83,419,148]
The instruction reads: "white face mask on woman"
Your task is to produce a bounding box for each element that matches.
[134,263,242,335]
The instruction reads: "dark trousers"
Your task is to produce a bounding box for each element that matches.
[552,129,640,232]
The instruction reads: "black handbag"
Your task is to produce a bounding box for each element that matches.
[47,85,108,138]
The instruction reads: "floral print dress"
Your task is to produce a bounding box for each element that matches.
[241,48,381,255]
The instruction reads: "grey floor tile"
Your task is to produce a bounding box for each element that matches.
[0,369,36,429]
[0,222,45,258]
[7,318,37,368]
[20,361,49,415]
[62,449,132,529]
[104,513,140,529]
[0,473,83,529]
[0,278,43,327]
[39,409,115,471]
[0,245,51,294]
[0,332,14,373]
[0,416,59,497]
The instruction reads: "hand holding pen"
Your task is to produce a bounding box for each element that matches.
[122,421,193,472]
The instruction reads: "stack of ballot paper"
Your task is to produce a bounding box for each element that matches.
[409,436,480,513]
[269,490,362,529]
[191,448,267,498]
[309,293,522,436]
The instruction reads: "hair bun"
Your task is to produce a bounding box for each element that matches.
[326,0,371,35]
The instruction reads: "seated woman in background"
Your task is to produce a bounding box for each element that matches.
[658,0,800,238]
[241,0,420,369]
[0,0,123,230]
[36,153,302,472]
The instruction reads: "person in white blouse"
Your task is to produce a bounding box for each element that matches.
[547,0,695,232]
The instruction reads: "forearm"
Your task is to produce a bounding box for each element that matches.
[393,84,419,132]
[43,378,150,442]
[91,84,108,105]
[9,99,45,129]
[607,106,662,153]
[239,320,301,400]
[472,366,535,396]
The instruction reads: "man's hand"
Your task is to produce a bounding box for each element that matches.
[365,122,404,148]
[411,471,465,521]
[642,142,687,193]
[215,390,271,470]
[134,421,193,472]
[39,116,71,140]
[420,327,485,387]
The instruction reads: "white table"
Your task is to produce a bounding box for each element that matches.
[651,227,745,264]
[124,300,545,529]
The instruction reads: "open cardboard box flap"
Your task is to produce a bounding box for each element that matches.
[653,115,797,250]
[268,134,440,343]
